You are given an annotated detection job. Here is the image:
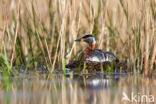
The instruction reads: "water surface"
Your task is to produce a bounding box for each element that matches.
[0,70,155,104]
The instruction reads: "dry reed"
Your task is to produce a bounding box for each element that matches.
[0,0,155,73]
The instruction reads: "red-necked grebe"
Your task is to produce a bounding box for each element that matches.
[66,34,120,71]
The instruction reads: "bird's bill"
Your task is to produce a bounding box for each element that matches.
[74,38,84,42]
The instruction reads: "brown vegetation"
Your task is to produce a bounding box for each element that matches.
[0,0,155,73]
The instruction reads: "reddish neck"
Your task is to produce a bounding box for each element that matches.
[87,44,96,50]
[84,44,95,58]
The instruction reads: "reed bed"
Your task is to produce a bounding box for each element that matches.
[0,0,155,73]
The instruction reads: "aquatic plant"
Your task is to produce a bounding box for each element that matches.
[0,0,155,74]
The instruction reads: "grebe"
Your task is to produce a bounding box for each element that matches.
[66,34,120,71]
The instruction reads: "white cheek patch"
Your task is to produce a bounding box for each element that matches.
[92,38,96,44]
[87,37,96,45]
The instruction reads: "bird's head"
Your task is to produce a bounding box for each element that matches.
[75,34,96,45]
[75,34,96,50]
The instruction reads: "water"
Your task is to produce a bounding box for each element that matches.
[0,69,155,104]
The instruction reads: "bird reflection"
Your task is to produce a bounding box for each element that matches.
[71,73,122,104]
